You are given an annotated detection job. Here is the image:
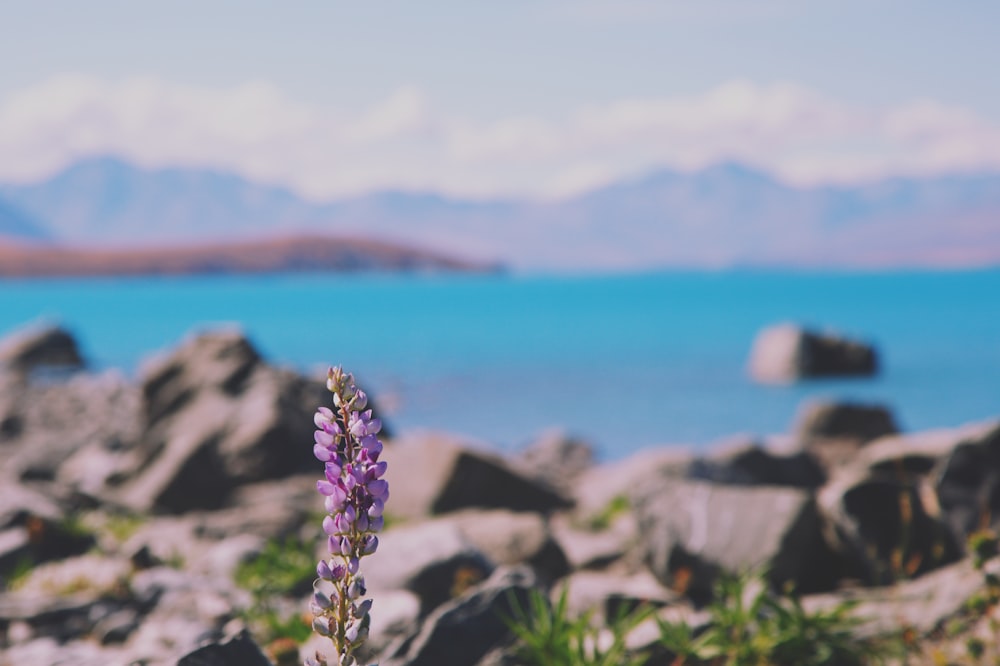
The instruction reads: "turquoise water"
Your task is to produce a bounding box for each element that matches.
[1,270,998,459]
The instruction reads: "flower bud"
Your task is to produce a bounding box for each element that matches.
[312,615,332,637]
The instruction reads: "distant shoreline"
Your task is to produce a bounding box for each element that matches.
[0,234,501,277]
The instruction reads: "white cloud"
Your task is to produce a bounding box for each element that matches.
[1,75,1000,200]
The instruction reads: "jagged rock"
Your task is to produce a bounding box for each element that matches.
[550,512,637,571]
[572,446,694,520]
[558,569,677,622]
[691,440,826,489]
[177,629,274,666]
[635,480,840,602]
[514,429,595,494]
[446,509,570,582]
[379,566,536,666]
[2,370,140,484]
[804,557,1000,638]
[382,433,572,519]
[794,401,898,444]
[0,323,84,374]
[793,401,899,469]
[748,323,878,383]
[817,464,961,586]
[934,421,1000,544]
[113,330,328,513]
[362,519,495,617]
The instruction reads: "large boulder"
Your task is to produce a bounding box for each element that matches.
[934,421,1000,544]
[379,566,536,666]
[382,433,572,520]
[817,463,962,586]
[112,330,328,513]
[514,429,595,495]
[690,440,826,489]
[0,323,85,375]
[635,480,840,603]
[793,401,899,470]
[360,519,495,617]
[177,629,274,666]
[794,401,898,444]
[748,324,878,383]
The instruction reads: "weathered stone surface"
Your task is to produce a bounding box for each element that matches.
[804,557,1000,638]
[932,422,1000,543]
[572,446,694,520]
[559,569,677,622]
[748,323,878,383]
[2,370,140,484]
[447,509,570,582]
[514,429,595,494]
[817,464,961,586]
[635,480,839,602]
[114,330,328,513]
[382,433,572,519]
[550,512,636,571]
[380,566,536,666]
[0,323,84,374]
[362,519,495,617]
[794,400,898,444]
[691,441,826,489]
[177,629,274,666]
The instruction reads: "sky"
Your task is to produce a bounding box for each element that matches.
[2,0,1000,200]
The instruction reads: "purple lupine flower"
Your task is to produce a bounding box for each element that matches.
[308,366,388,666]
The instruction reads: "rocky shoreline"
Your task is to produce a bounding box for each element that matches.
[0,323,998,665]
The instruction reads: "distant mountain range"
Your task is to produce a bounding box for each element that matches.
[1,156,999,271]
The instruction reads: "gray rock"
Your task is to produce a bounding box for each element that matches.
[2,370,140,484]
[382,433,572,519]
[691,441,825,489]
[571,446,694,521]
[550,512,636,571]
[934,421,1000,545]
[803,557,1000,638]
[114,330,328,513]
[380,566,536,666]
[635,480,839,602]
[447,509,570,582]
[748,323,878,383]
[558,569,677,622]
[794,400,898,444]
[0,323,84,374]
[362,519,495,617]
[514,429,595,494]
[177,629,274,666]
[817,463,961,585]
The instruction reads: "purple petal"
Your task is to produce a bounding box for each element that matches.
[322,515,337,535]
[313,443,333,462]
[317,559,332,580]
[314,429,335,447]
[314,407,334,428]
[316,479,336,496]
[367,479,388,499]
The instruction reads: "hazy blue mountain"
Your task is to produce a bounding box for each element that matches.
[2,156,999,270]
[0,197,50,243]
[0,157,317,246]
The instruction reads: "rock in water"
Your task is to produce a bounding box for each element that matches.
[748,323,878,383]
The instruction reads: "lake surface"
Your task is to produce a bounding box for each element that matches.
[1,269,998,460]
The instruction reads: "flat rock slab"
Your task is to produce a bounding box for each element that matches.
[636,480,838,602]
[803,558,1000,638]
[383,433,572,519]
